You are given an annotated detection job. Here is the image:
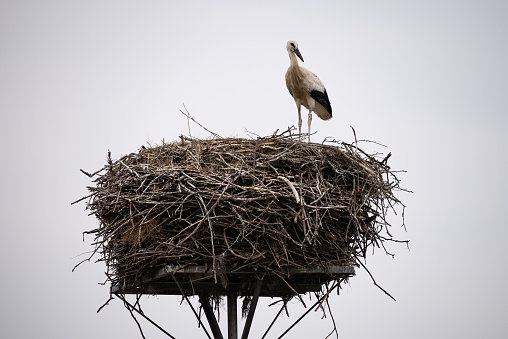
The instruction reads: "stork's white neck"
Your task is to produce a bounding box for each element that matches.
[288,51,300,67]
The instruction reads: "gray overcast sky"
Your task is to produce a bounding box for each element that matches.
[1,0,507,338]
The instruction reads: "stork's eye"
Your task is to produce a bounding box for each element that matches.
[290,43,295,48]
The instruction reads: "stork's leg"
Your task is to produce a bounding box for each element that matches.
[297,105,302,139]
[307,110,312,142]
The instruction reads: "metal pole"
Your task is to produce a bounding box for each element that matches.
[227,293,238,339]
[240,274,265,339]
[199,293,224,339]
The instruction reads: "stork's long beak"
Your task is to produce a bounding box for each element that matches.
[295,49,304,62]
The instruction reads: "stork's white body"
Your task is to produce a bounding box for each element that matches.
[285,40,332,141]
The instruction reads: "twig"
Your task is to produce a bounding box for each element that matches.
[122,297,147,339]
[278,176,300,204]
[180,104,222,139]
[117,294,178,339]
[96,296,114,313]
[324,297,338,339]
[357,259,396,301]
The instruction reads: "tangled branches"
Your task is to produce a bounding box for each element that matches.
[76,128,406,294]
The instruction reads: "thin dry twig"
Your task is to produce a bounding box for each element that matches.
[180,104,222,139]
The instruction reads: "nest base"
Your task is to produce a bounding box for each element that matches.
[111,264,354,297]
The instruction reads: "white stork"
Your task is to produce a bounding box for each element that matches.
[285,40,332,142]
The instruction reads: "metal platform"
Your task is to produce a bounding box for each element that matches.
[112,265,354,339]
[111,264,354,296]
[111,265,355,339]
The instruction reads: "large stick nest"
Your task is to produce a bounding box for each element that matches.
[79,129,405,292]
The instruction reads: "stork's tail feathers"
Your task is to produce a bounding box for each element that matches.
[313,102,332,120]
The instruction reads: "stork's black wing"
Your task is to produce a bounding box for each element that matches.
[310,89,332,117]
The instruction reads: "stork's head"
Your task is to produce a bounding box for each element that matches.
[286,40,304,62]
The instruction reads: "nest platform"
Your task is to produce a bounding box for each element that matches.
[79,129,402,298]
